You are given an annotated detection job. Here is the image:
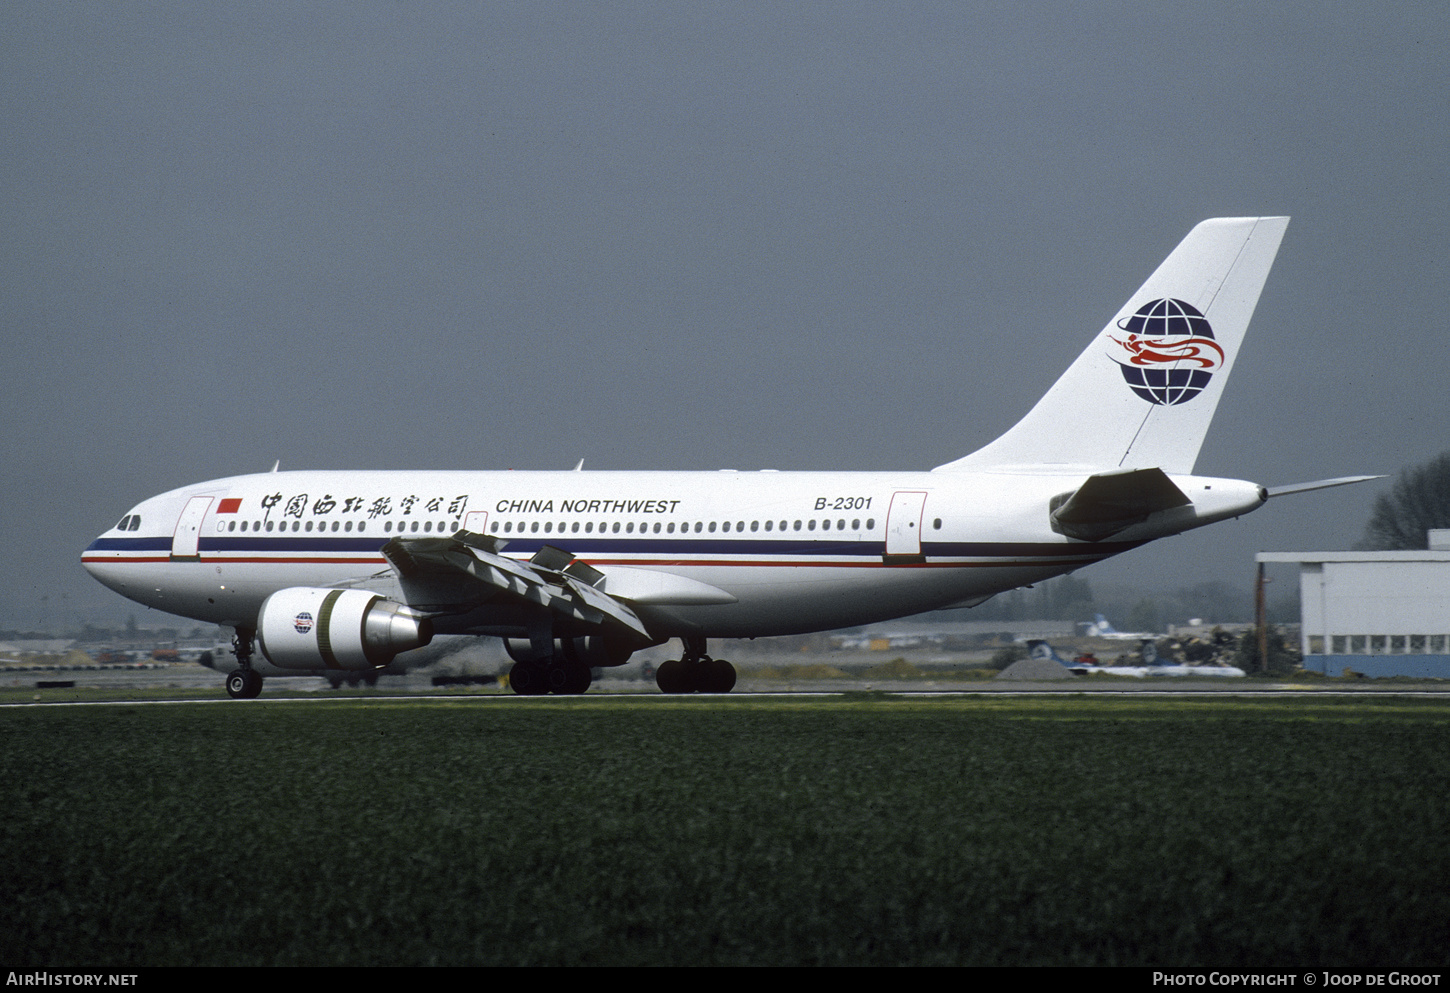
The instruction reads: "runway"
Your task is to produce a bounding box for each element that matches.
[3,658,1448,702]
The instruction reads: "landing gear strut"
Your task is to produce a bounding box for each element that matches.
[656,636,736,694]
[226,627,264,699]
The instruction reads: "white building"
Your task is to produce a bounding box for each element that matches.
[1257,530,1450,677]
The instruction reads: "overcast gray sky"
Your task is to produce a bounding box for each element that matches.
[4,2,1447,630]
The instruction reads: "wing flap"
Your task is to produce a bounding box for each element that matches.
[380,531,651,638]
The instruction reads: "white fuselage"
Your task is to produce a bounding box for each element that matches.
[82,467,1265,640]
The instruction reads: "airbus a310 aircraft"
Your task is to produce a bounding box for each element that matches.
[83,216,1372,698]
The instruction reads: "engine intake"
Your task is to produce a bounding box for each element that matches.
[257,588,433,671]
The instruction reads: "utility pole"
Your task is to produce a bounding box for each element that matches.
[1255,562,1270,673]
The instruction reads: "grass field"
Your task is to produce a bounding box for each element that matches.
[2,694,1448,966]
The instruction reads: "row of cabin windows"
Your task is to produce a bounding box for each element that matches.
[198,515,945,537]
[214,518,464,534]
[491,518,876,535]
[210,515,944,537]
[218,519,373,533]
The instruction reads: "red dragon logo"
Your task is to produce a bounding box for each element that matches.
[1108,332,1224,370]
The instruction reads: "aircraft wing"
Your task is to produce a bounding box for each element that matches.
[381,531,652,638]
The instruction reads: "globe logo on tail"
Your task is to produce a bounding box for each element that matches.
[1107,298,1223,405]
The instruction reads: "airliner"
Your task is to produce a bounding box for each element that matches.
[1081,614,1158,640]
[81,216,1372,698]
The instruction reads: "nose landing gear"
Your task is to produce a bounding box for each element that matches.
[225,627,264,699]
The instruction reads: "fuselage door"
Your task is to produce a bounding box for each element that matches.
[463,510,489,534]
[884,490,928,564]
[171,496,213,561]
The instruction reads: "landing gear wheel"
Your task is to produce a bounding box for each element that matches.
[697,658,737,694]
[226,669,263,699]
[509,660,549,696]
[656,659,694,694]
[557,661,592,695]
[540,658,591,695]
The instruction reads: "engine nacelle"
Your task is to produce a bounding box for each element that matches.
[257,588,433,671]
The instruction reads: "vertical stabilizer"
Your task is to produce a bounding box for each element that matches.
[934,216,1289,475]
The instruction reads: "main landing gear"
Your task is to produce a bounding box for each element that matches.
[507,655,592,696]
[655,636,737,694]
[225,626,264,699]
[506,630,594,696]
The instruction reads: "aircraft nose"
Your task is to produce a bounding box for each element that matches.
[81,527,132,596]
[81,537,106,579]
[82,533,103,572]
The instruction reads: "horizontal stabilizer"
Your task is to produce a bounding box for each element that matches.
[1265,475,1382,498]
[1050,467,1190,541]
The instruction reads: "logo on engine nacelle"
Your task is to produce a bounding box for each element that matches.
[293,611,314,635]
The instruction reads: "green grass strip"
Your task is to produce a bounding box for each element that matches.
[2,696,1447,966]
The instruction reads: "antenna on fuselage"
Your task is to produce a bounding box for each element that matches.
[270,460,280,473]
[572,459,584,471]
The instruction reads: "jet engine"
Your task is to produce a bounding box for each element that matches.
[256,588,433,671]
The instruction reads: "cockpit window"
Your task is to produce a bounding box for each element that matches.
[126,516,141,531]
[117,516,131,531]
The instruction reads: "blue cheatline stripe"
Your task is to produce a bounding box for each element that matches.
[85,536,172,552]
[87,533,1143,560]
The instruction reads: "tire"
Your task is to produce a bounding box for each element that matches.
[698,658,737,694]
[509,660,548,695]
[655,659,694,694]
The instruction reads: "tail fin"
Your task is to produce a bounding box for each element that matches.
[1026,639,1066,664]
[934,216,1289,475]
